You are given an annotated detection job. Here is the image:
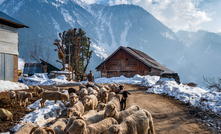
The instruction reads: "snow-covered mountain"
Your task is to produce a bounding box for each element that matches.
[1,0,220,86]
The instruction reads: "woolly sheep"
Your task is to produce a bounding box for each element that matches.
[29,127,55,134]
[40,91,68,107]
[87,87,94,93]
[8,90,16,106]
[83,95,98,111]
[104,85,110,91]
[104,104,140,123]
[89,90,98,97]
[107,109,155,134]
[51,86,60,91]
[114,84,124,94]
[98,88,108,103]
[108,92,116,101]
[69,93,79,107]
[79,88,88,100]
[85,82,95,88]
[66,117,118,134]
[68,88,77,95]
[98,103,106,112]
[79,83,86,90]
[50,118,68,134]
[107,97,120,112]
[16,91,33,107]
[33,85,44,97]
[67,100,84,117]
[15,122,36,134]
[72,110,97,120]
[93,86,100,93]
[65,110,98,131]
[108,83,116,92]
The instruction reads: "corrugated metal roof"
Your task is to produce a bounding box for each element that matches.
[96,46,172,72]
[23,63,43,74]
[0,11,29,28]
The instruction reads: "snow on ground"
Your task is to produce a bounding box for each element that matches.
[22,73,74,86]
[0,80,28,92]
[11,90,68,133]
[146,78,221,116]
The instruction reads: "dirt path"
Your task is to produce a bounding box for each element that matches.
[123,84,212,134]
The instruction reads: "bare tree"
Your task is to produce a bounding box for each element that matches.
[203,76,221,92]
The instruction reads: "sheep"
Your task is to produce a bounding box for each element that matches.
[67,100,84,117]
[66,117,118,134]
[119,91,131,111]
[33,85,44,97]
[93,86,100,93]
[68,88,77,94]
[49,118,67,134]
[15,122,36,134]
[30,127,55,134]
[108,83,116,92]
[83,95,98,111]
[65,110,97,132]
[51,86,60,91]
[79,88,88,100]
[104,104,140,123]
[8,90,16,106]
[16,91,33,107]
[85,82,95,88]
[79,83,86,90]
[98,103,106,112]
[108,92,116,101]
[104,85,110,91]
[107,97,120,112]
[114,84,124,94]
[98,88,108,103]
[87,87,94,93]
[89,90,98,97]
[69,93,79,107]
[107,109,155,134]
[72,110,97,119]
[40,91,68,107]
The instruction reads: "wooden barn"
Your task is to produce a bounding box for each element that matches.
[96,46,173,78]
[0,11,28,82]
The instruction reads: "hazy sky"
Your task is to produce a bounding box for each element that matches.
[0,0,220,33]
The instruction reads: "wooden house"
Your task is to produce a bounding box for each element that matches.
[0,11,28,82]
[96,46,173,78]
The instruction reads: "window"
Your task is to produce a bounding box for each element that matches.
[112,59,120,66]
[126,58,137,66]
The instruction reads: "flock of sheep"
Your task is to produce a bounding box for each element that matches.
[8,82,155,134]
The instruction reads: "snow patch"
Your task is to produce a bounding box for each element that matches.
[161,32,175,40]
[51,17,62,34]
[120,21,132,46]
[91,43,108,59]
[18,58,25,71]
[0,80,28,92]
[61,8,75,27]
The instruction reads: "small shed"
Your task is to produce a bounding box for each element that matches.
[0,11,28,82]
[96,46,173,78]
[23,59,60,76]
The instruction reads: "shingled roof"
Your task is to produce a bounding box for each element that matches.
[96,46,173,72]
[0,11,29,28]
